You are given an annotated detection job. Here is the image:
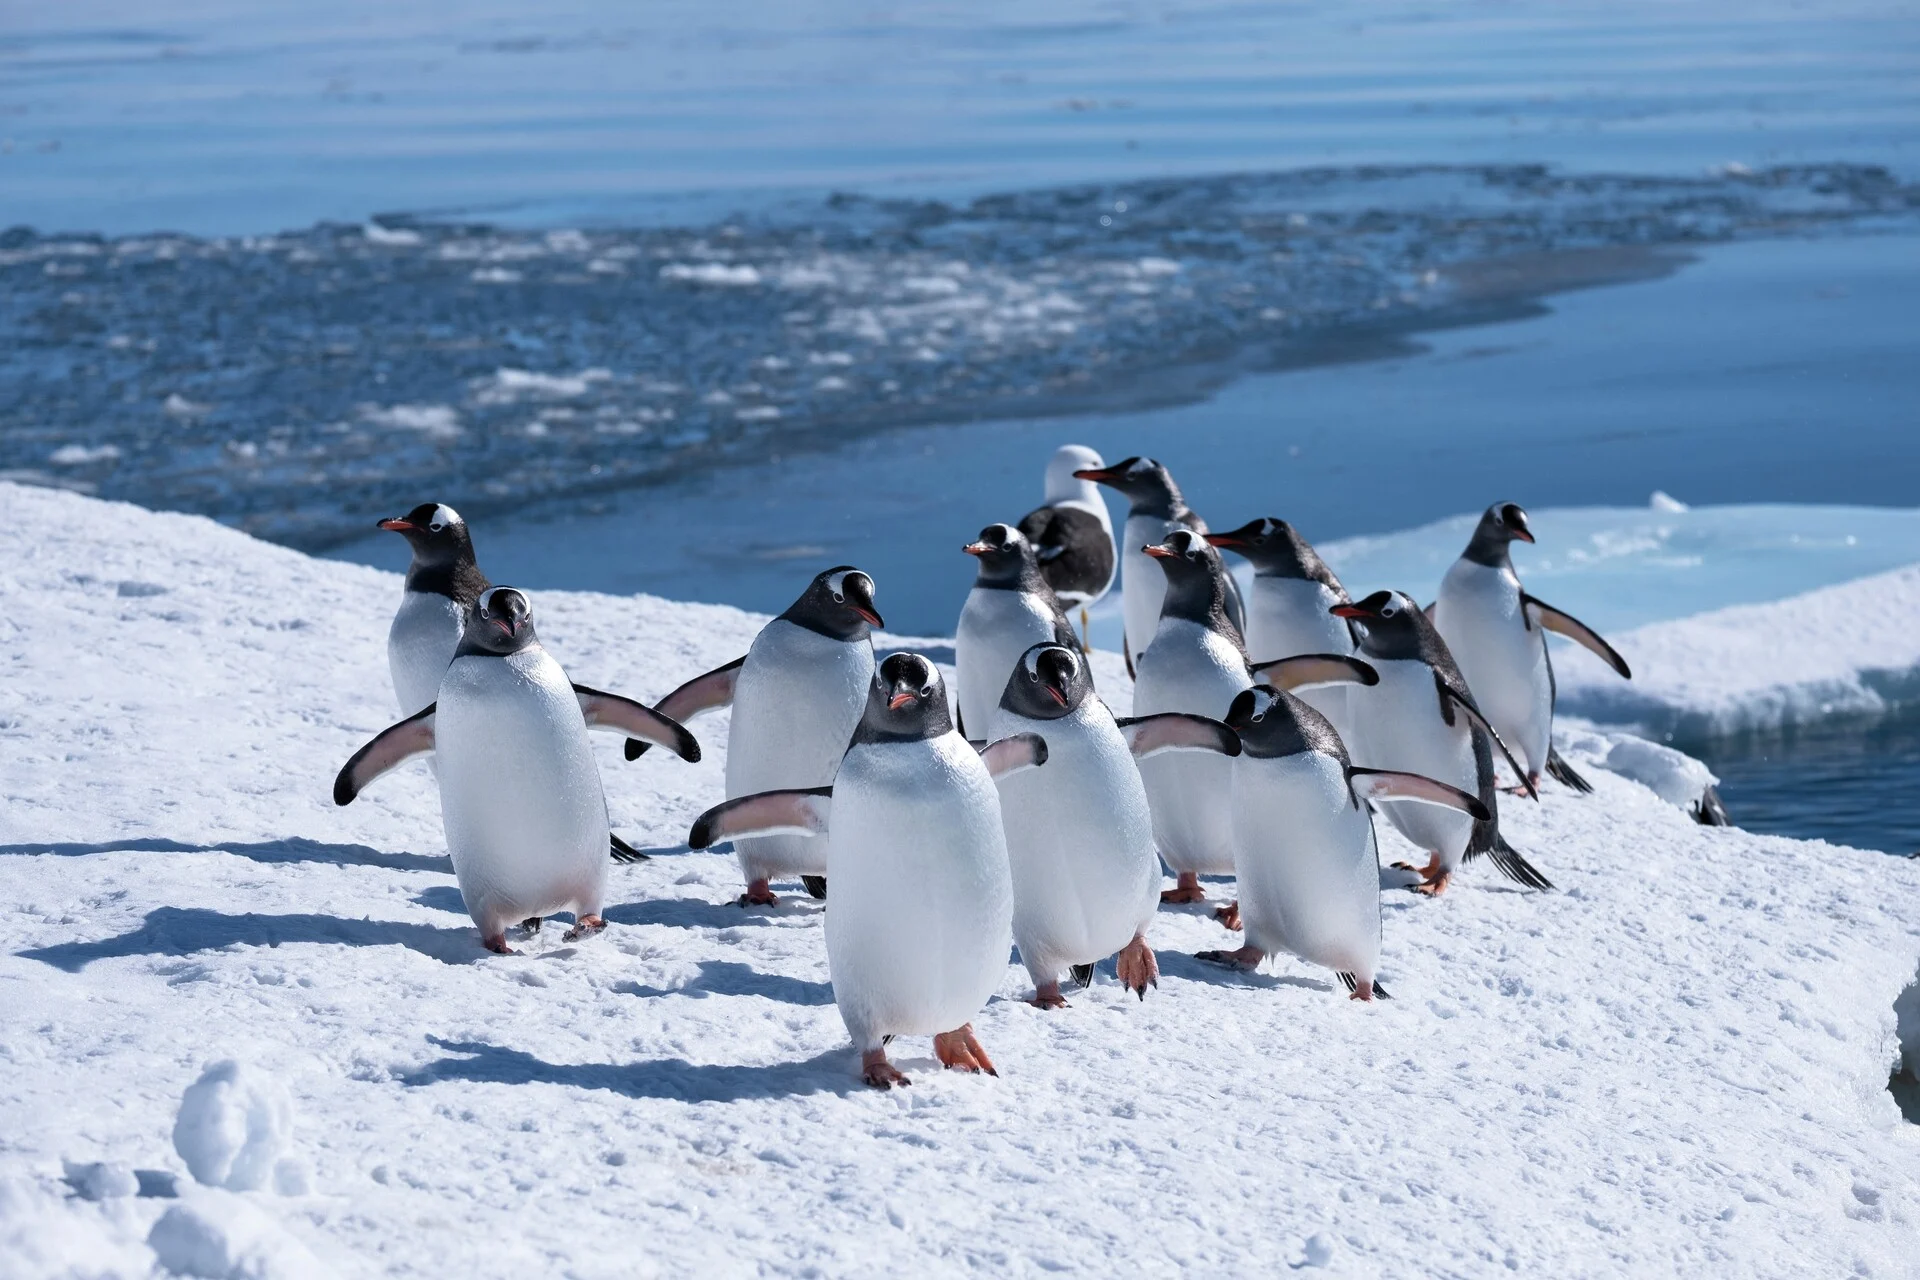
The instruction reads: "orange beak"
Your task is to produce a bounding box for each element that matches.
[888,692,916,710]
[1330,604,1370,619]
[1143,544,1176,559]
[378,517,415,532]
[962,542,992,556]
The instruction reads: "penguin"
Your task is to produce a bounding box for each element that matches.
[1190,685,1488,999]
[377,503,489,718]
[687,653,1041,1089]
[1131,529,1377,905]
[1016,444,1118,648]
[1207,517,1359,740]
[987,641,1240,1008]
[1072,456,1245,676]
[955,524,1081,740]
[335,587,702,953]
[1334,589,1552,896]
[1431,502,1632,794]
[630,566,883,906]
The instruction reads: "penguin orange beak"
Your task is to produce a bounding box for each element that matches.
[1143,543,1177,559]
[1330,604,1372,619]
[887,691,917,710]
[1511,527,1536,543]
[962,542,992,556]
[1043,683,1069,707]
[1204,533,1248,549]
[851,606,883,627]
[378,517,415,532]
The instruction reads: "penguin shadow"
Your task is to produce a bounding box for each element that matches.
[614,959,834,1007]
[603,895,823,931]
[399,1035,864,1102]
[0,837,448,874]
[19,905,485,972]
[410,885,468,915]
[1156,951,1336,995]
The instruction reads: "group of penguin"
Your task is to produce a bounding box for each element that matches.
[334,445,1632,1089]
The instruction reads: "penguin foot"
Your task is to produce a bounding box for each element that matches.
[1195,945,1262,972]
[1410,871,1451,897]
[861,1049,910,1090]
[1160,872,1206,904]
[933,1025,998,1077]
[1501,774,1541,797]
[519,917,543,935]
[1116,936,1159,1000]
[1028,983,1070,1010]
[736,879,778,908]
[481,933,517,956]
[1212,900,1242,931]
[563,914,606,942]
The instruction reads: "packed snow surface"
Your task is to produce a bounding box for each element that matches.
[2,481,1918,1276]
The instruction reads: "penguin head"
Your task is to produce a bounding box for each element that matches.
[379,502,474,568]
[1142,528,1221,585]
[856,652,953,743]
[1331,589,1423,658]
[1144,529,1240,637]
[1206,516,1328,581]
[781,566,883,640]
[962,524,1041,588]
[1225,686,1347,763]
[1463,501,1534,566]
[461,586,537,656]
[999,643,1090,721]
[1072,455,1179,513]
[1044,445,1105,503]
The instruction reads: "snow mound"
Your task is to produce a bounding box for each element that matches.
[0,1176,156,1279]
[60,1158,138,1202]
[173,1062,296,1194]
[148,1192,327,1280]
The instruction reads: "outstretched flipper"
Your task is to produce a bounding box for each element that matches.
[979,732,1049,779]
[333,706,436,805]
[1436,677,1537,800]
[1348,767,1491,820]
[688,787,832,850]
[1522,594,1631,679]
[1249,653,1379,693]
[608,832,649,864]
[624,657,742,759]
[1544,746,1593,794]
[572,684,702,763]
[1113,713,1241,760]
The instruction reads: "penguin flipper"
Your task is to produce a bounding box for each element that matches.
[1522,594,1631,679]
[333,706,436,805]
[1544,747,1594,795]
[1249,653,1379,693]
[688,787,832,850]
[573,684,702,763]
[623,657,742,759]
[1348,767,1490,820]
[1487,834,1555,891]
[978,732,1049,779]
[1439,681,1537,800]
[1113,713,1241,761]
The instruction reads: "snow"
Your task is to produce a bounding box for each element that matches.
[172,1062,297,1195]
[2,479,1919,1276]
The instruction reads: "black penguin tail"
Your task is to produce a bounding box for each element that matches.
[1545,747,1594,794]
[1489,834,1555,891]
[801,875,828,900]
[1338,972,1392,1000]
[1069,963,1095,990]
[1692,783,1732,827]
[609,832,649,863]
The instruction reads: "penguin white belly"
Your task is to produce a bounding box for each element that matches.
[435,649,608,934]
[1245,577,1355,739]
[825,735,1014,1049]
[1230,753,1380,980]
[1346,658,1477,867]
[988,702,1160,983]
[1132,620,1248,876]
[726,620,872,881]
[956,588,1060,738]
[1435,561,1552,779]
[1120,514,1174,665]
[388,590,465,717]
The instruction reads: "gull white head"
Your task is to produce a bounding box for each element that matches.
[1044,444,1109,513]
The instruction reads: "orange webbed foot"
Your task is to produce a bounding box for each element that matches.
[933,1024,998,1076]
[1116,936,1159,1000]
[563,913,606,942]
[861,1049,910,1089]
[736,879,778,908]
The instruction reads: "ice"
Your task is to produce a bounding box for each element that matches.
[1597,735,1718,809]
[173,1062,296,1195]
[148,1193,328,1280]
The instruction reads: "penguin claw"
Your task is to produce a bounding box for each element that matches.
[1160,873,1207,904]
[563,914,605,942]
[1195,946,1262,972]
[933,1025,998,1077]
[1028,987,1070,1010]
[737,880,778,908]
[861,1051,910,1090]
[481,934,517,956]
[1410,872,1451,897]
[1116,936,1159,1000]
[1212,901,1242,931]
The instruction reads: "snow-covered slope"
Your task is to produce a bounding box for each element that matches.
[2,481,1918,1277]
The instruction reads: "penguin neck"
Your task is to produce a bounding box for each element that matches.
[778,600,869,642]
[850,692,953,745]
[1353,616,1427,663]
[1128,480,1190,523]
[1160,567,1245,654]
[1238,694,1348,763]
[973,552,1048,594]
[1254,532,1339,590]
[1461,524,1516,570]
[453,631,542,661]
[406,550,489,604]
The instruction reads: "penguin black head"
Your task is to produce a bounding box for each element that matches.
[999,643,1091,721]
[855,652,953,744]
[1331,589,1425,660]
[1143,529,1243,644]
[1207,517,1339,586]
[379,502,488,602]
[1462,502,1534,567]
[963,524,1046,591]
[780,566,884,640]
[458,586,538,657]
[1225,685,1348,764]
[1072,456,1185,518]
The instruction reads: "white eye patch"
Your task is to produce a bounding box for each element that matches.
[429,504,461,532]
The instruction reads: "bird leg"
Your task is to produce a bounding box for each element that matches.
[1213,900,1242,931]
[1116,935,1159,1000]
[1078,606,1092,654]
[1160,871,1207,904]
[933,1024,998,1076]
[481,933,517,956]
[1029,982,1069,1010]
[1195,945,1263,972]
[1349,979,1377,1002]
[736,879,778,907]
[861,1048,910,1090]
[1391,853,1452,897]
[563,913,605,942]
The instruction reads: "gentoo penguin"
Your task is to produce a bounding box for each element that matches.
[335,587,701,953]
[631,567,883,906]
[377,503,489,718]
[1335,590,1551,896]
[687,653,1040,1088]
[1207,516,1359,740]
[1016,444,1118,647]
[1432,502,1632,793]
[955,524,1081,740]
[1191,685,1487,999]
[1073,457,1245,676]
[988,641,1239,1008]
[1131,529,1376,904]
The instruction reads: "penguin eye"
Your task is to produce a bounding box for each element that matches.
[429,520,446,532]
[831,591,845,604]
[1381,603,1399,618]
[1028,669,1040,681]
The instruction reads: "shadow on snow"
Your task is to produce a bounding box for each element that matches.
[18,905,481,971]
[0,837,447,873]
[614,958,834,1006]
[399,1036,862,1102]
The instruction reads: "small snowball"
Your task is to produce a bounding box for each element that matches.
[172,1061,295,1192]
[61,1158,138,1201]
[1301,1232,1337,1267]
[148,1191,328,1280]
[1603,736,1717,809]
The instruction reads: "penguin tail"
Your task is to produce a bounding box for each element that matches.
[1489,834,1555,891]
[1069,963,1095,990]
[608,832,649,863]
[1545,747,1594,795]
[1692,783,1732,827]
[1338,972,1391,1000]
[801,875,828,900]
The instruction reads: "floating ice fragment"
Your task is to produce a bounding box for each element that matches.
[360,404,461,438]
[47,444,121,466]
[362,222,423,247]
[172,1060,295,1193]
[1649,490,1689,512]
[660,262,762,287]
